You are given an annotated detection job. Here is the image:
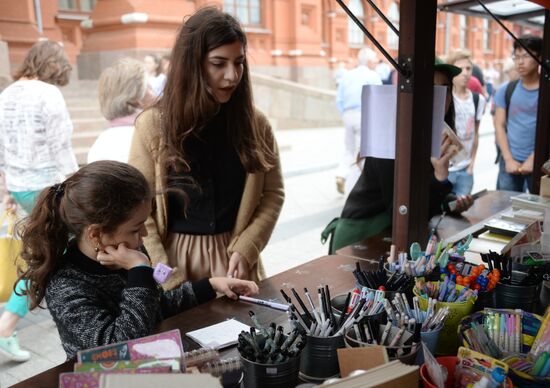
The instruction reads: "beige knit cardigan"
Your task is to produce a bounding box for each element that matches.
[128,109,285,289]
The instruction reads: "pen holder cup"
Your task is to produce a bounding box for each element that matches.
[344,324,419,365]
[240,354,300,388]
[355,281,415,303]
[458,310,543,354]
[495,271,542,312]
[299,334,345,382]
[414,284,476,355]
[330,294,387,326]
[416,318,444,365]
[472,289,495,312]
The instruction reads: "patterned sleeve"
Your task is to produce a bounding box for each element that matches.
[160,278,215,318]
[45,268,161,358]
[43,87,78,175]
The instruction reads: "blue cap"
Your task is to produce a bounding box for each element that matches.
[491,367,506,384]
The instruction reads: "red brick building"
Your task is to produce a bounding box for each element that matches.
[0,1,540,86]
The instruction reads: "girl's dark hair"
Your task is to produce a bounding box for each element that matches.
[18,161,152,309]
[14,40,72,86]
[156,7,275,174]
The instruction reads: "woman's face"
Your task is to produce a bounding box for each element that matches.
[204,41,244,103]
[100,201,151,250]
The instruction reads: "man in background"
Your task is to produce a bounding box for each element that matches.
[494,35,542,192]
[335,48,382,194]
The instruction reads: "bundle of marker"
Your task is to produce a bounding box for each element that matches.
[527,308,550,378]
[354,261,412,292]
[484,309,523,355]
[346,318,422,359]
[280,286,386,338]
[238,311,306,364]
[444,262,500,292]
[386,241,439,277]
[414,276,478,304]
[384,293,449,333]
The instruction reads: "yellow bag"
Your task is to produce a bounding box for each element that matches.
[0,211,23,302]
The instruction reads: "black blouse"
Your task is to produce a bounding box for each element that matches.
[167,107,246,235]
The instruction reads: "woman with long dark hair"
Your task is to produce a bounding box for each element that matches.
[129,7,284,289]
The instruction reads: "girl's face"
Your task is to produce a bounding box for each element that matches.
[100,201,151,250]
[204,41,244,103]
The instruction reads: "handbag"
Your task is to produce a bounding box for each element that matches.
[0,211,23,302]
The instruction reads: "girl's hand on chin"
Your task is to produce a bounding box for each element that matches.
[97,243,150,270]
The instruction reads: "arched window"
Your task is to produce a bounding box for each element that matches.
[387,1,399,49]
[224,0,262,27]
[348,0,365,46]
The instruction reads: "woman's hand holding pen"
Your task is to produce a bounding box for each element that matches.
[227,251,249,279]
[97,243,150,270]
[431,135,458,182]
[209,277,259,300]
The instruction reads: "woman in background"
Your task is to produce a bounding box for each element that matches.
[87,58,153,163]
[0,40,77,362]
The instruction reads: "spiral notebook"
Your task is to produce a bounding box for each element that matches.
[186,319,250,350]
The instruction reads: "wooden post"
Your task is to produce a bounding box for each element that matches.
[392,0,438,250]
[532,9,550,194]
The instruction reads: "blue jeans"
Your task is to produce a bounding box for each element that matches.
[497,158,532,192]
[448,168,474,196]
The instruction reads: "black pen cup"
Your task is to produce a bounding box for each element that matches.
[299,334,345,382]
[330,294,387,326]
[472,289,495,312]
[495,271,542,312]
[344,324,419,365]
[241,354,300,388]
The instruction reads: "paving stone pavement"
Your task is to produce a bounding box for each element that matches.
[0,113,499,386]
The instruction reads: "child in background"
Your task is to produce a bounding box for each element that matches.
[17,161,258,359]
[446,50,486,196]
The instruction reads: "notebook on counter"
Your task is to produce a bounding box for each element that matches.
[186,319,250,350]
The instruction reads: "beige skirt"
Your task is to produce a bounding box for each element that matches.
[165,232,232,283]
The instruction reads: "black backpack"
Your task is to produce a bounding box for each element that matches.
[495,79,520,163]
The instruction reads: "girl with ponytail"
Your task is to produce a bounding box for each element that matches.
[18,160,258,359]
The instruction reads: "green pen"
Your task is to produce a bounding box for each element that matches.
[532,351,549,376]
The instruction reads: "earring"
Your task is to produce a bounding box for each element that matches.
[94,244,100,253]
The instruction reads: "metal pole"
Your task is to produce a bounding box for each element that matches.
[33,0,43,34]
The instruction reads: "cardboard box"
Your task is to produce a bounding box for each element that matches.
[541,175,550,198]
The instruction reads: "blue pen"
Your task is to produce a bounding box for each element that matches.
[439,277,449,301]
[455,287,469,302]
[445,281,456,302]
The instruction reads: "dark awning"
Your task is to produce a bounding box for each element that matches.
[438,0,546,29]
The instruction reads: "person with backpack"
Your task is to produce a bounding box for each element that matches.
[446,50,486,195]
[493,35,542,192]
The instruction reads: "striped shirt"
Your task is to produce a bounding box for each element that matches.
[0,79,78,191]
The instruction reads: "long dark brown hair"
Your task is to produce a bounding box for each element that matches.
[17,161,151,309]
[14,40,72,86]
[157,7,276,174]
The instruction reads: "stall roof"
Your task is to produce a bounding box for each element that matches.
[438,0,547,29]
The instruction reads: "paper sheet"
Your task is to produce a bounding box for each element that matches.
[186,319,250,350]
[360,85,447,159]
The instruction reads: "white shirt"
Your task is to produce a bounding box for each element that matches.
[449,90,486,171]
[0,80,78,191]
[87,125,134,164]
[336,66,382,114]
